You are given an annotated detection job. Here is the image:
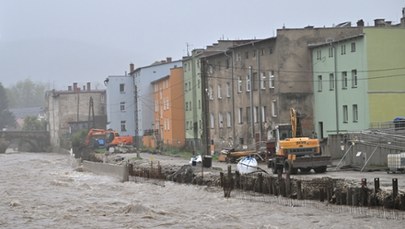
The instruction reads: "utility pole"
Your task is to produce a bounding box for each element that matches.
[249,66,254,146]
[87,96,95,130]
[224,50,236,147]
[257,49,263,149]
[201,58,210,157]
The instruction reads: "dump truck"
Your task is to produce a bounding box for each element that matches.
[85,128,133,150]
[267,108,331,174]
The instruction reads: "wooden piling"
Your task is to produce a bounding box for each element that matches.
[257,173,263,193]
[297,180,302,200]
[374,178,380,193]
[352,188,359,206]
[235,171,240,189]
[279,178,286,197]
[128,163,134,176]
[320,188,325,202]
[392,178,398,200]
[347,188,352,206]
[268,176,274,195]
[285,173,291,197]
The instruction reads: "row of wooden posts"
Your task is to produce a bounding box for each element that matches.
[127,162,405,210]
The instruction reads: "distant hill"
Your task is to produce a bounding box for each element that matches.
[0,38,130,89]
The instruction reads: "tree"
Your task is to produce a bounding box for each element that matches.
[22,116,46,131]
[6,79,47,108]
[0,82,16,129]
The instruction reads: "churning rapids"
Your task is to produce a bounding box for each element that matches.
[0,152,403,229]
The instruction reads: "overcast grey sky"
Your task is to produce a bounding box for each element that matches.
[0,0,404,89]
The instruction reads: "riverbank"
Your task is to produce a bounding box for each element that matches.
[84,151,405,211]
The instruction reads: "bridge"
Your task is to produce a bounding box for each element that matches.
[0,130,50,153]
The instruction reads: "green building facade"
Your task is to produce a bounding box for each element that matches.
[183,50,204,149]
[312,27,405,138]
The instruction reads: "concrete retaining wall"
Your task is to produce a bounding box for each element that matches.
[82,160,129,182]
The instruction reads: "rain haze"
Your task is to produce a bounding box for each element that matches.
[0,0,404,89]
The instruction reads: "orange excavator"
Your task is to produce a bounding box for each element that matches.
[267,108,331,174]
[85,128,133,150]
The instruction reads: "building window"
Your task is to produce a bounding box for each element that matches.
[341,44,346,55]
[119,83,125,93]
[316,49,322,60]
[342,71,348,89]
[343,105,348,123]
[351,42,356,52]
[238,108,243,124]
[269,71,275,89]
[226,58,230,69]
[210,113,214,129]
[260,72,266,89]
[252,72,258,91]
[245,51,249,59]
[208,86,213,100]
[317,75,323,92]
[238,77,242,93]
[218,113,223,128]
[120,102,125,112]
[329,73,334,91]
[197,79,200,89]
[198,99,201,109]
[269,47,273,54]
[271,100,277,117]
[351,69,358,88]
[261,106,267,122]
[226,82,231,97]
[254,106,259,123]
[236,53,241,61]
[217,85,222,99]
[353,104,358,122]
[246,107,251,124]
[185,101,188,111]
[227,112,232,127]
[121,121,127,132]
[246,75,251,92]
[328,46,334,58]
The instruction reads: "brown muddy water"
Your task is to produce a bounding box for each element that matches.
[1,152,404,229]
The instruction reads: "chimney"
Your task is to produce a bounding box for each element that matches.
[129,63,135,73]
[87,82,91,91]
[374,18,385,27]
[402,7,405,27]
[166,57,172,63]
[357,19,364,27]
[68,86,72,91]
[73,82,78,92]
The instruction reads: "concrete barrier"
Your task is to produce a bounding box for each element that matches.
[82,160,129,182]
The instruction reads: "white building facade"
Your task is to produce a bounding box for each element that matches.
[131,58,182,142]
[105,75,136,136]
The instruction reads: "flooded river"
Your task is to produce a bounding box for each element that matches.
[1,152,404,228]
